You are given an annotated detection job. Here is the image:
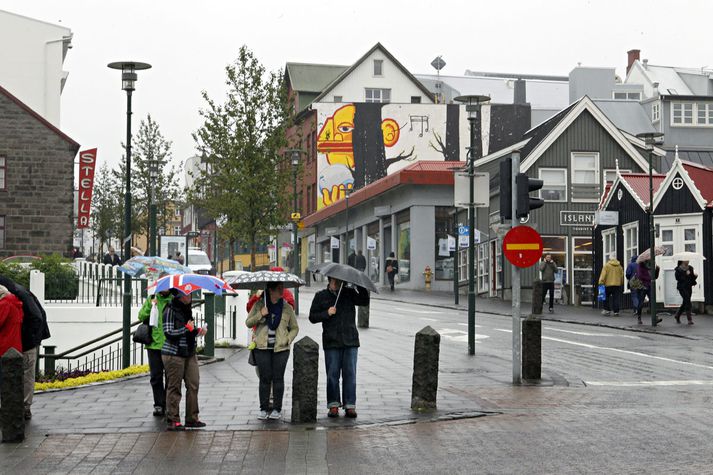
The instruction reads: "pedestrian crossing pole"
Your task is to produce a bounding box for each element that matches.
[511,151,521,384]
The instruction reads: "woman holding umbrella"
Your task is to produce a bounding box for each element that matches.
[674,259,698,325]
[245,281,299,421]
[386,252,398,292]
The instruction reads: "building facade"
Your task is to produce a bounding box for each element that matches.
[0,9,72,127]
[0,85,79,257]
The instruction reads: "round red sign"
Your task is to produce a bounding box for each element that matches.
[503,226,544,268]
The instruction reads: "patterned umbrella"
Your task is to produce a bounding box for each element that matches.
[225,270,306,290]
[154,273,234,296]
[636,246,667,264]
[118,256,191,280]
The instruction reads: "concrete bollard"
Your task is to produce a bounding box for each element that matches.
[531,279,543,315]
[357,305,370,328]
[522,317,541,381]
[411,326,440,412]
[291,336,319,423]
[1,348,26,443]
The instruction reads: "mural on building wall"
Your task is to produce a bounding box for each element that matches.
[315,102,530,210]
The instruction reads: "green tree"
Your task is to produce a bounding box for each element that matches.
[191,45,293,270]
[90,163,120,253]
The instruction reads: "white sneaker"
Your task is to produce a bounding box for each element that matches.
[601,310,611,316]
[268,410,282,420]
[257,410,269,420]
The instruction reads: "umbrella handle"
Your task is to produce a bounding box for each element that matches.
[334,282,344,306]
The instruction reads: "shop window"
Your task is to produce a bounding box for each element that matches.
[477,243,489,292]
[434,207,455,280]
[538,168,566,201]
[623,222,639,264]
[602,228,616,260]
[573,237,594,304]
[367,221,380,282]
[541,236,567,268]
[397,210,410,282]
[458,249,468,283]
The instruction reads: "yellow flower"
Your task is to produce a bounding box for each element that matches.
[35,365,149,391]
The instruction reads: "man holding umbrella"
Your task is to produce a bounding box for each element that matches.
[309,264,373,418]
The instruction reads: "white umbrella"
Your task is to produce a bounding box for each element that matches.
[671,251,706,261]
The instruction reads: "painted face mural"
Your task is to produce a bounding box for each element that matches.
[317,104,400,207]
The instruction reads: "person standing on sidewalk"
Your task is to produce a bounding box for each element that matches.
[539,255,557,313]
[138,288,173,417]
[0,276,50,421]
[674,260,697,325]
[246,282,299,421]
[309,277,370,418]
[162,289,207,431]
[386,253,398,292]
[598,254,624,316]
[625,255,639,314]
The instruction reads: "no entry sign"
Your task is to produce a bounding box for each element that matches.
[503,226,543,268]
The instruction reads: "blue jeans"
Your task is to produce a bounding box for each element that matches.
[324,347,358,409]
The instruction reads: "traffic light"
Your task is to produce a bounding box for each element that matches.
[515,173,544,219]
[499,158,512,220]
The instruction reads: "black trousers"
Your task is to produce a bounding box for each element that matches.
[603,286,621,314]
[542,282,555,309]
[254,349,290,412]
[146,349,166,409]
[676,287,693,316]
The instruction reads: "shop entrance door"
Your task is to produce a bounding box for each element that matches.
[655,215,704,306]
[489,239,501,297]
[572,237,594,305]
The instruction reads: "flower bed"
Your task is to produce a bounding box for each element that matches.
[35,364,149,391]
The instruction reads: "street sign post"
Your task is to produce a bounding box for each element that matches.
[503,226,544,268]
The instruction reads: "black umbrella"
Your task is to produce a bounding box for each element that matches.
[309,262,379,294]
[225,270,306,290]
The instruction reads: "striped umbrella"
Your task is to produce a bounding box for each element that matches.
[153,273,234,296]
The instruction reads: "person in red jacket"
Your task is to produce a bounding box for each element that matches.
[0,285,24,358]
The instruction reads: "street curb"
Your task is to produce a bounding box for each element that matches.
[361,293,698,340]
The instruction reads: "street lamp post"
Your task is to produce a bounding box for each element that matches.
[345,186,352,262]
[108,61,152,369]
[636,131,664,327]
[454,94,490,356]
[290,150,301,314]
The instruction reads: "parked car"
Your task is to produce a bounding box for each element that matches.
[187,248,215,275]
[2,255,40,268]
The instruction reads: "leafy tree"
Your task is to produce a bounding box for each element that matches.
[90,163,120,252]
[190,45,293,270]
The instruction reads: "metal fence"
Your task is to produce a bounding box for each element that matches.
[45,261,148,306]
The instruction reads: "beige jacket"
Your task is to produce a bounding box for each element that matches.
[245,299,299,353]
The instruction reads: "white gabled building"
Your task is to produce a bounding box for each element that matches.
[0,9,73,127]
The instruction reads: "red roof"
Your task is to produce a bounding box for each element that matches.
[303,160,461,227]
[0,84,80,148]
[681,161,713,207]
[620,172,666,206]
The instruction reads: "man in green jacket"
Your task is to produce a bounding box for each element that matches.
[138,290,173,417]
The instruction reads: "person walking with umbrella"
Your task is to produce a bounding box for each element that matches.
[309,267,371,418]
[674,260,697,325]
[246,281,299,421]
[386,252,398,292]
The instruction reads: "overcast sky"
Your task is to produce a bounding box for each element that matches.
[4,0,712,177]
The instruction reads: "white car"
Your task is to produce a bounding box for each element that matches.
[187,248,214,275]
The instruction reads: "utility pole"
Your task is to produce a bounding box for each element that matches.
[511,151,521,384]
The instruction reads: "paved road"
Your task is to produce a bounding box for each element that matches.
[4,291,713,473]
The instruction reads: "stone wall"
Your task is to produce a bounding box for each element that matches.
[0,90,79,257]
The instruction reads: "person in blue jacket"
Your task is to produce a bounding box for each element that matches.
[625,255,639,314]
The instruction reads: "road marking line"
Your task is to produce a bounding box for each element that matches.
[542,335,713,371]
[419,317,437,322]
[392,306,442,314]
[545,328,640,339]
[586,380,713,387]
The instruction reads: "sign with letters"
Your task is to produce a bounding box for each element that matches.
[330,236,340,249]
[76,149,97,229]
[367,237,377,250]
[559,210,595,226]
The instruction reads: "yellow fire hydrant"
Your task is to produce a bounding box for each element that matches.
[423,265,433,290]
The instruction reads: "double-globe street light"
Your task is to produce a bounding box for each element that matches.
[454,94,490,356]
[108,61,152,369]
[636,131,664,327]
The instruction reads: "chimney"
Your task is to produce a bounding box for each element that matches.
[627,49,640,75]
[514,79,526,104]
